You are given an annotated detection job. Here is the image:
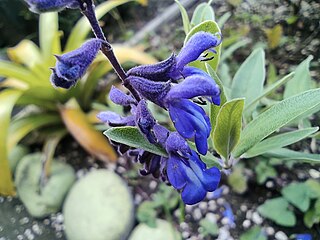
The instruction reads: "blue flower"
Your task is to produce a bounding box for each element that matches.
[24,0,79,13]
[165,133,221,205]
[50,39,102,89]
[223,203,235,228]
[294,234,312,240]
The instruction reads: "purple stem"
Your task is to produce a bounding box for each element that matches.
[78,0,141,101]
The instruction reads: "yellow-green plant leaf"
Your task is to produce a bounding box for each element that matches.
[263,24,283,49]
[65,0,142,51]
[0,60,39,85]
[39,12,61,63]
[104,127,167,157]
[7,40,42,67]
[8,114,61,152]
[59,100,117,162]
[0,89,22,196]
[184,20,221,71]
[0,78,29,90]
[233,89,320,158]
[245,127,319,158]
[190,2,215,26]
[231,48,265,113]
[264,148,320,164]
[175,0,191,35]
[284,56,313,99]
[213,98,244,160]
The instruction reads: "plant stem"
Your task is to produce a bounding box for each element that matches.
[78,0,140,101]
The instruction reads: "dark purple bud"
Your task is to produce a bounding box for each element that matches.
[153,124,170,146]
[109,86,136,106]
[127,76,171,107]
[135,100,157,143]
[128,54,176,82]
[50,39,102,89]
[97,111,135,127]
[24,0,79,14]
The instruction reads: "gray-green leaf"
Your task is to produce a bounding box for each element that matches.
[213,98,244,160]
[281,182,310,212]
[104,127,167,157]
[233,88,320,158]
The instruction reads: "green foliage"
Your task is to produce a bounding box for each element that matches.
[254,160,277,184]
[258,197,296,227]
[104,127,167,157]
[213,98,244,161]
[227,165,247,194]
[281,182,310,212]
[240,226,267,240]
[199,219,219,237]
[190,1,215,27]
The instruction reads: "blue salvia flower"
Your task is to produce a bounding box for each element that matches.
[223,203,236,228]
[24,0,79,14]
[294,234,312,240]
[50,39,103,89]
[165,132,221,205]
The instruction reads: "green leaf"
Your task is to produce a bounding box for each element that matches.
[254,160,277,184]
[220,38,250,62]
[199,219,219,237]
[245,72,294,112]
[284,56,313,99]
[217,12,231,28]
[39,12,61,63]
[190,2,215,26]
[104,127,167,157]
[137,201,157,227]
[213,99,244,160]
[304,207,320,228]
[240,226,267,240]
[258,197,296,227]
[65,0,136,51]
[281,182,310,212]
[305,179,320,199]
[0,89,22,196]
[8,114,61,152]
[206,64,227,132]
[264,148,320,164]
[227,166,247,194]
[185,20,221,71]
[175,0,191,35]
[230,48,265,113]
[233,88,320,158]
[245,127,318,158]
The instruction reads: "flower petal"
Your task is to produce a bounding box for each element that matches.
[181,178,207,205]
[97,111,135,126]
[167,156,187,189]
[136,100,156,143]
[24,0,79,13]
[109,86,136,106]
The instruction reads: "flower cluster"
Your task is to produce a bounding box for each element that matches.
[98,32,223,204]
[45,12,222,203]
[24,0,79,13]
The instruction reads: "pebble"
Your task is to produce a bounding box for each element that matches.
[297,172,306,179]
[149,180,157,190]
[252,212,263,225]
[240,204,247,212]
[43,219,50,225]
[179,222,188,230]
[185,205,193,213]
[217,226,232,240]
[266,181,274,188]
[217,198,225,205]
[275,231,288,240]
[309,169,320,178]
[193,208,202,221]
[205,212,216,223]
[19,217,29,225]
[199,202,207,211]
[0,197,4,203]
[134,194,142,204]
[24,229,35,240]
[208,200,217,211]
[246,210,253,219]
[182,231,190,239]
[174,209,181,218]
[222,186,229,195]
[266,226,275,235]
[116,166,126,174]
[32,224,43,235]
[242,219,251,228]
[17,235,24,240]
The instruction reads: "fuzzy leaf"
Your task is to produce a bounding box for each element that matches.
[258,197,296,227]
[284,56,313,98]
[213,99,244,160]
[281,182,310,212]
[231,48,265,113]
[233,88,320,158]
[190,2,215,26]
[104,127,167,157]
[264,148,320,164]
[245,127,318,158]
[175,0,191,35]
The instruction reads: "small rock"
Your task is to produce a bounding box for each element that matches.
[193,208,202,221]
[252,212,263,225]
[185,205,193,213]
[240,204,247,212]
[242,219,251,228]
[182,231,190,239]
[149,181,157,190]
[217,198,225,205]
[275,231,288,240]
[208,200,217,211]
[266,181,274,188]
[134,194,143,205]
[246,210,253,219]
[309,169,320,178]
[179,222,188,230]
[205,212,216,223]
[266,226,275,235]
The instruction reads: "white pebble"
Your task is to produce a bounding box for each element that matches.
[309,169,320,178]
[199,202,207,211]
[242,219,251,228]
[182,231,190,239]
[266,181,274,188]
[266,226,275,235]
[149,181,157,190]
[32,224,43,235]
[205,212,216,223]
[179,222,188,230]
[252,212,263,225]
[217,226,232,240]
[246,210,253,219]
[185,205,193,213]
[275,231,288,240]
[134,194,142,204]
[208,200,217,211]
[193,208,202,220]
[217,198,225,205]
[240,204,247,212]
[223,186,230,195]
